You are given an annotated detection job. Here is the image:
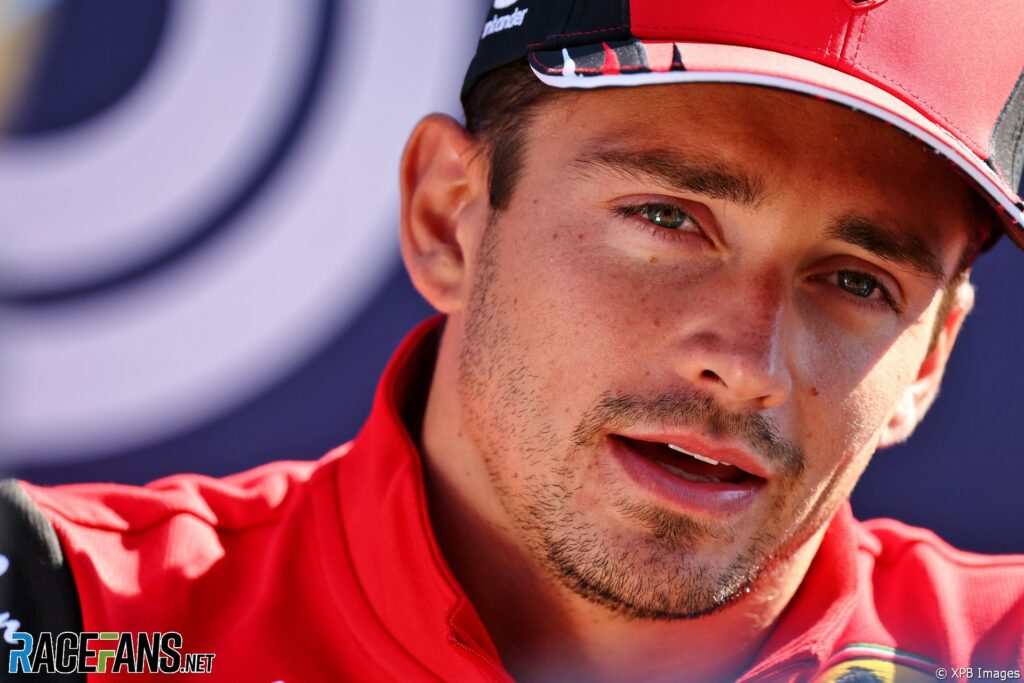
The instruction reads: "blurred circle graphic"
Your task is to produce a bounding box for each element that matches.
[0,0,474,463]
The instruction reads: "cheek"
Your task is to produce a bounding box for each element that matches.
[495,222,671,389]
[794,320,928,468]
[464,220,635,461]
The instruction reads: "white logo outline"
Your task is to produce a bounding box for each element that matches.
[482,6,529,39]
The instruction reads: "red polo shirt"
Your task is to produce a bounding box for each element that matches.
[21,318,1024,681]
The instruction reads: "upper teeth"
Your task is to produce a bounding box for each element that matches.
[667,443,724,466]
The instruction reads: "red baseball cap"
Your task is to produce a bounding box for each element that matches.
[464,0,1024,247]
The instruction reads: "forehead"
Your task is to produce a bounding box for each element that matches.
[525,82,977,261]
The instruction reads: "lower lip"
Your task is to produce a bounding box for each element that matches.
[605,436,765,518]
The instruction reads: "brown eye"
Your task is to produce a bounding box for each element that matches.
[641,204,688,229]
[837,270,879,298]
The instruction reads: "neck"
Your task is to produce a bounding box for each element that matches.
[419,331,826,683]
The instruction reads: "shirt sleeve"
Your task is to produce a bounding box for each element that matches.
[0,478,85,682]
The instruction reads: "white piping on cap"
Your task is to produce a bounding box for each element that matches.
[561,48,578,79]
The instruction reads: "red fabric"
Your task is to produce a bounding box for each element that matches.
[23,318,1024,681]
[627,0,1024,161]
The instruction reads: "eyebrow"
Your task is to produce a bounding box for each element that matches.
[570,148,766,207]
[826,215,946,284]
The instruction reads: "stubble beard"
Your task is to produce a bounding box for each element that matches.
[457,219,808,621]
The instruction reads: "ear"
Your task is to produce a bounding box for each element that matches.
[878,277,975,447]
[399,113,489,314]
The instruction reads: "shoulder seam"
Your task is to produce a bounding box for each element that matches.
[34,499,290,536]
[865,523,1024,570]
[27,459,339,536]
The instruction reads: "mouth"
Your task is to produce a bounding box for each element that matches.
[623,436,758,484]
[606,434,767,518]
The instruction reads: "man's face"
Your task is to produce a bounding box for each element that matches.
[453,84,974,619]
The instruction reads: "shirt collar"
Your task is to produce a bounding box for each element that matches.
[740,503,863,681]
[331,316,508,678]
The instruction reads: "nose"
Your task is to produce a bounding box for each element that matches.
[674,273,793,411]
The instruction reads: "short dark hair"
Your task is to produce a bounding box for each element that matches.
[462,60,992,352]
[463,58,564,212]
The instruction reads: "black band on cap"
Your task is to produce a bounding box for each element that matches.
[990,69,1024,193]
[462,0,631,104]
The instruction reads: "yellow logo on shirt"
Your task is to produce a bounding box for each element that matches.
[814,644,937,682]
[815,658,936,682]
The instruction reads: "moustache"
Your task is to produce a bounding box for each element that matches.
[571,390,805,479]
